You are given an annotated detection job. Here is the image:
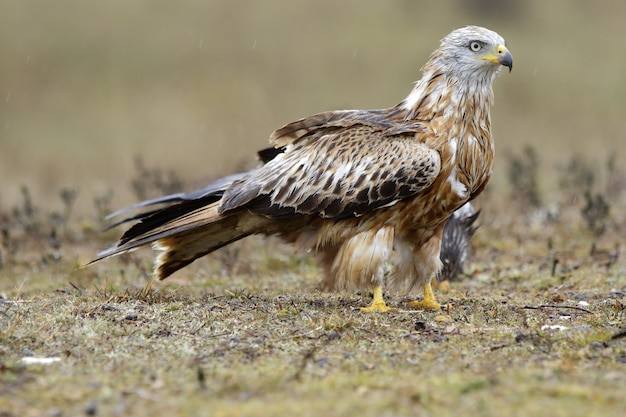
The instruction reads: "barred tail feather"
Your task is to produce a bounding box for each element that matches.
[151,215,255,280]
[91,202,266,280]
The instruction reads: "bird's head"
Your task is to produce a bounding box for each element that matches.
[431,26,513,79]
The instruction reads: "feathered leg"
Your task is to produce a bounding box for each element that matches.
[394,227,444,311]
[319,226,394,312]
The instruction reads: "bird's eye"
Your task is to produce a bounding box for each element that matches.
[469,41,482,52]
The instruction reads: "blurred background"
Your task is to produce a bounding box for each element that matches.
[1,0,625,216]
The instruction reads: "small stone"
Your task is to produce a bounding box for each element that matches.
[590,341,606,349]
[84,401,97,416]
[326,331,341,341]
[47,407,63,417]
[515,333,529,343]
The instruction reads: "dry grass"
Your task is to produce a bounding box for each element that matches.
[1,231,625,416]
[1,1,626,416]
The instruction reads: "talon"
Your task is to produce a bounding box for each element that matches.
[408,299,442,311]
[360,285,393,313]
[361,301,392,313]
[407,280,442,311]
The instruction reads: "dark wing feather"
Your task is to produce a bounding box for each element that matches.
[439,203,480,281]
[257,146,286,163]
[92,202,235,266]
[220,112,440,220]
[104,172,246,230]
[104,143,287,230]
[116,195,222,246]
[92,147,290,267]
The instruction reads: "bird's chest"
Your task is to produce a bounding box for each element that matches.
[394,133,493,236]
[456,133,494,199]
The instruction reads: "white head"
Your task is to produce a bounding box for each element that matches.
[431,26,512,79]
[401,26,512,119]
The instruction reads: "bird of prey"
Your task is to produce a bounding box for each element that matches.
[105,151,480,288]
[94,25,512,312]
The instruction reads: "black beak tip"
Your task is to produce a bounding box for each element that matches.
[499,52,513,73]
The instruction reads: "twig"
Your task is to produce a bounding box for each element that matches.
[490,342,509,351]
[270,326,323,343]
[551,258,559,277]
[0,300,35,304]
[128,253,151,281]
[292,344,320,382]
[523,304,593,314]
[205,330,232,339]
[190,322,209,336]
[611,329,626,340]
[69,282,83,296]
[290,330,337,381]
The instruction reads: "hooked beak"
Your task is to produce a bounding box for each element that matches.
[479,44,513,72]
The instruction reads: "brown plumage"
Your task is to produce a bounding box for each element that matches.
[93,26,512,312]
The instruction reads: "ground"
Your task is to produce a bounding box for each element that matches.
[1,199,625,416]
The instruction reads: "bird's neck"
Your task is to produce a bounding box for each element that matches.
[398,64,498,197]
[399,67,495,130]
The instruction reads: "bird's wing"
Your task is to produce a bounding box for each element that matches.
[103,143,291,230]
[220,111,441,220]
[102,111,394,228]
[104,172,246,229]
[269,109,393,147]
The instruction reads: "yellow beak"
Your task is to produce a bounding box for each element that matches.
[479,44,513,72]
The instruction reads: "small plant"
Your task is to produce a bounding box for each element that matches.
[131,156,185,201]
[0,227,7,267]
[93,189,114,225]
[12,185,41,235]
[558,154,594,205]
[558,154,613,235]
[506,145,542,208]
[59,187,79,223]
[605,153,626,204]
[581,190,610,236]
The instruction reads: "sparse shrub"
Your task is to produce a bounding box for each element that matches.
[93,189,114,225]
[0,227,7,267]
[557,154,614,235]
[582,190,610,236]
[131,156,185,201]
[59,187,79,223]
[558,154,594,205]
[12,185,41,235]
[605,153,626,204]
[506,145,542,208]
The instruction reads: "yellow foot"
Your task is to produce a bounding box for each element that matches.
[434,279,450,292]
[407,280,442,311]
[360,285,392,313]
[407,299,442,311]
[360,300,392,313]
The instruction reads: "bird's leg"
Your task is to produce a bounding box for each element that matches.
[407,278,442,311]
[360,285,392,313]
